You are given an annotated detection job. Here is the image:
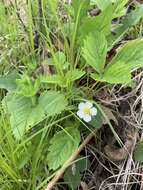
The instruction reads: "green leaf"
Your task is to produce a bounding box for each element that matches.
[134,142,143,162]
[108,5,143,49]
[82,31,107,74]
[111,40,143,69]
[113,0,129,18]
[47,127,80,170]
[40,70,85,87]
[38,91,68,116]
[63,156,90,189]
[16,74,40,97]
[17,144,34,169]
[92,40,143,84]
[90,0,112,10]
[4,95,35,140]
[40,75,66,87]
[79,4,113,39]
[0,72,18,91]
[64,166,81,189]
[65,69,85,82]
[72,0,90,20]
[4,91,68,140]
[91,0,128,17]
[91,61,131,84]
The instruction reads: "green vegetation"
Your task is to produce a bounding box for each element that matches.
[1,0,143,189]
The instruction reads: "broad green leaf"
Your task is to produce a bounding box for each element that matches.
[47,127,80,170]
[65,69,85,82]
[40,70,85,87]
[108,5,143,49]
[64,166,80,189]
[71,0,90,47]
[4,95,34,140]
[72,0,90,20]
[38,91,68,116]
[91,0,128,17]
[134,142,143,162]
[91,61,131,84]
[110,40,143,69]
[64,156,90,189]
[83,32,107,74]
[79,4,113,38]
[90,0,112,10]
[0,72,18,91]
[40,75,66,87]
[92,40,143,84]
[4,91,68,139]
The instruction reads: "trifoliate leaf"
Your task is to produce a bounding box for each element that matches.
[3,91,68,140]
[47,127,80,170]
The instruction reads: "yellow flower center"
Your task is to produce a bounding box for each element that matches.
[83,107,91,115]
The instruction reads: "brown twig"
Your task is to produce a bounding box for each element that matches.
[45,129,96,190]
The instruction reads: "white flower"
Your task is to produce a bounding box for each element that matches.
[77,101,97,122]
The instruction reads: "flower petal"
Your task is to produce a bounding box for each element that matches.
[83,114,91,122]
[90,107,97,116]
[78,102,85,110]
[77,110,84,119]
[85,101,93,108]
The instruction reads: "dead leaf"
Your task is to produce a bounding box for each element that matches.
[81,181,89,190]
[104,137,133,162]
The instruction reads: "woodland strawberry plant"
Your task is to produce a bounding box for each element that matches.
[1,0,143,189]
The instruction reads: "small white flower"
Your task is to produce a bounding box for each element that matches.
[77,101,97,122]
